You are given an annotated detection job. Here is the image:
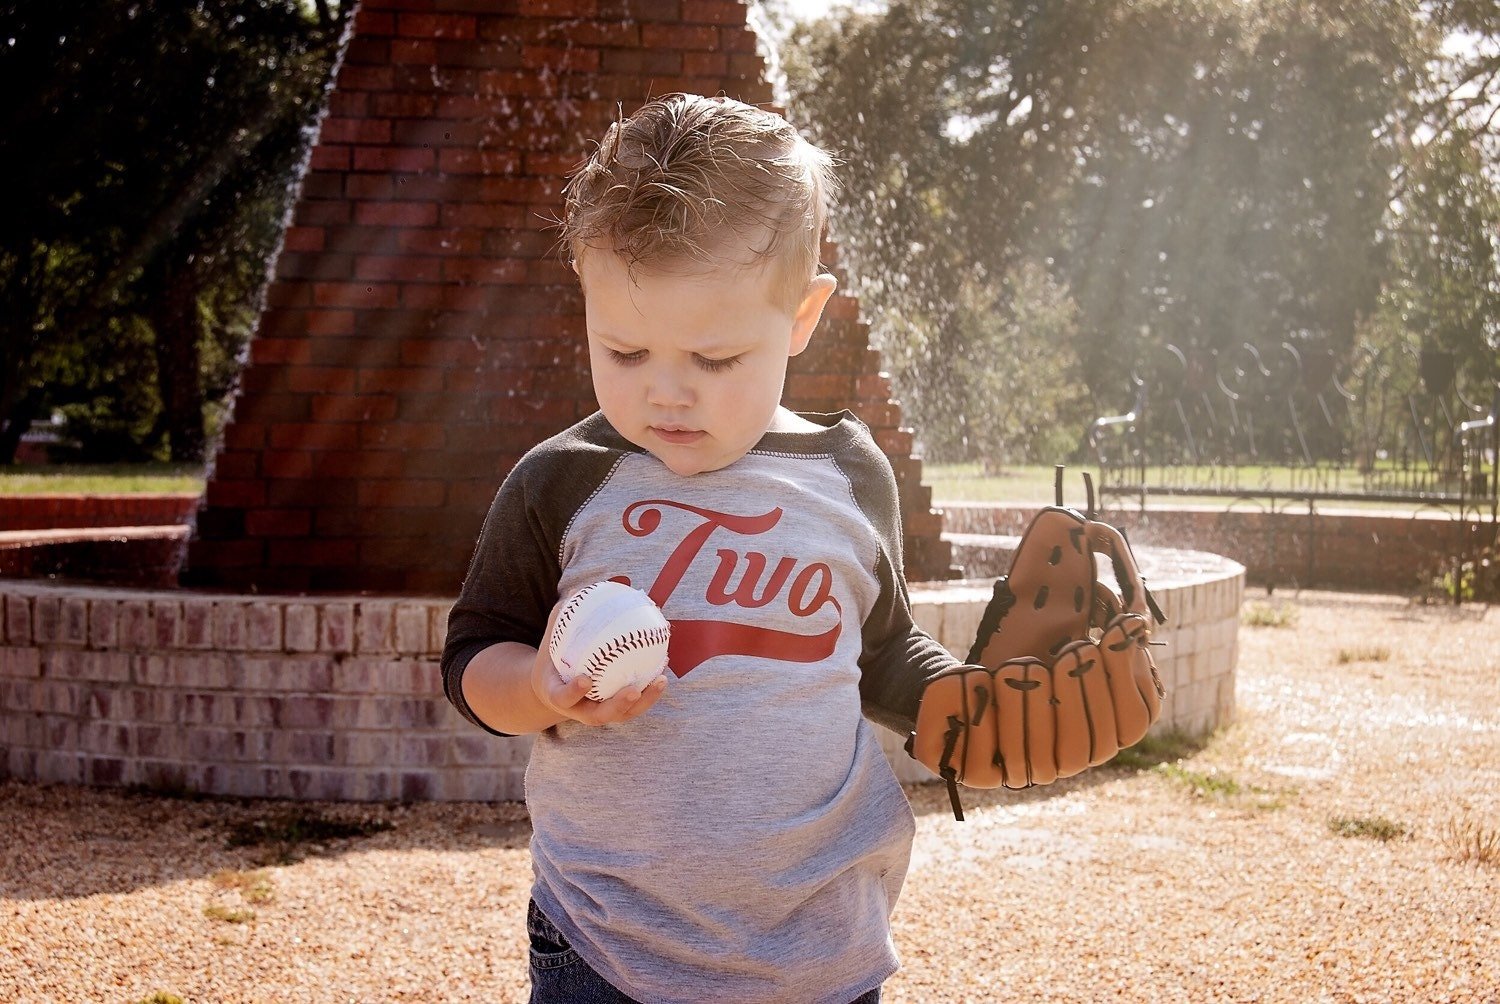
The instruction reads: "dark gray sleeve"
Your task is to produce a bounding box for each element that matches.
[837,426,963,737]
[441,417,631,736]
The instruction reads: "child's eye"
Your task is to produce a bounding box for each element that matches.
[606,348,647,366]
[696,355,742,373]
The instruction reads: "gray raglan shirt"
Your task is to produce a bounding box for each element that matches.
[442,410,959,1004]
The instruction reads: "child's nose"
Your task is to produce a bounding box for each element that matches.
[646,366,694,408]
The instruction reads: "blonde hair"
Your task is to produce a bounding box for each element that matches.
[559,93,837,313]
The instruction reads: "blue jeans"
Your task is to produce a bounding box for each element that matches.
[527,899,882,1004]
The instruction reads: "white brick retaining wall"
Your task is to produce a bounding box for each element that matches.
[1,545,1242,800]
[0,585,528,802]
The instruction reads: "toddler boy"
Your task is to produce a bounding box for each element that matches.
[442,92,962,1004]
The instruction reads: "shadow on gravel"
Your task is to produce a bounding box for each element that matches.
[0,779,532,902]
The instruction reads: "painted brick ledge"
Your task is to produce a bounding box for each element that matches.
[1,550,1242,799]
[0,581,494,802]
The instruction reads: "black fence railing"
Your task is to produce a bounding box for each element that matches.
[1087,342,1498,598]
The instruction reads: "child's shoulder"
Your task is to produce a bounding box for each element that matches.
[503,412,638,493]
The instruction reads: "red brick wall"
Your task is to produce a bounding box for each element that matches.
[187,0,952,595]
[942,503,1496,593]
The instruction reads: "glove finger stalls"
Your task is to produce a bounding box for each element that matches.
[1053,640,1120,775]
[1101,613,1162,748]
[912,666,1005,788]
[993,658,1055,787]
[1116,612,1165,725]
[956,667,1004,787]
[1089,522,1151,620]
[910,671,966,782]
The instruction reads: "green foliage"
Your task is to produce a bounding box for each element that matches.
[1241,601,1298,628]
[782,0,1499,463]
[1328,815,1409,841]
[920,462,1066,503]
[212,868,276,904]
[895,265,1093,463]
[50,317,166,463]
[1157,763,1245,799]
[1420,536,1500,604]
[1367,130,1500,387]
[0,463,203,495]
[1335,645,1392,665]
[202,904,256,924]
[1156,762,1285,809]
[0,1,347,463]
[226,808,394,864]
[1108,729,1210,772]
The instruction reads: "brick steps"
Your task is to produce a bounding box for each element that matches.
[190,0,954,593]
[0,494,199,531]
[0,527,190,589]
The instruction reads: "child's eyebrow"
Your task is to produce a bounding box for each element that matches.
[589,329,638,348]
[590,330,754,357]
[686,339,753,357]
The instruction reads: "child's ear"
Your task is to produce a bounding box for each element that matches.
[789,274,837,357]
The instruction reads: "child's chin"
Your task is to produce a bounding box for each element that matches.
[650,448,737,478]
[655,455,711,477]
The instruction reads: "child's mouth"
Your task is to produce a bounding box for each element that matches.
[651,427,706,445]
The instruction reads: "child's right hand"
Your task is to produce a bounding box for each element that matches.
[529,601,670,727]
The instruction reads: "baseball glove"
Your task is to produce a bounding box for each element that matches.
[907,469,1167,820]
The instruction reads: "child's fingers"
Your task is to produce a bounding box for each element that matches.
[535,666,596,719]
[615,673,669,721]
[568,672,669,726]
[549,672,597,709]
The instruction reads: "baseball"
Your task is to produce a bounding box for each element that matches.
[548,581,672,702]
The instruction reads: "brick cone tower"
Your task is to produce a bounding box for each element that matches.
[187,0,953,594]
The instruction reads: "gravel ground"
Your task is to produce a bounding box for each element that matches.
[2,589,1497,1003]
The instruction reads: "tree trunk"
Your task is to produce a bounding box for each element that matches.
[0,391,43,465]
[0,246,49,465]
[149,258,206,463]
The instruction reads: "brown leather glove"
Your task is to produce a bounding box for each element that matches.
[908,475,1166,819]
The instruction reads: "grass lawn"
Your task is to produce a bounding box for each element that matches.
[922,462,1073,505]
[0,463,205,495]
[924,461,1479,514]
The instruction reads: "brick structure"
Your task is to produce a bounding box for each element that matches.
[186,0,953,595]
[0,554,1241,799]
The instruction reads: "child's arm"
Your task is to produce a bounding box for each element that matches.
[460,603,669,734]
[834,425,965,733]
[444,426,670,735]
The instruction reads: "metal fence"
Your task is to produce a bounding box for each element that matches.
[1088,342,1498,596]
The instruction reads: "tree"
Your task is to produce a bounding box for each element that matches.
[0,0,346,463]
[784,0,1123,458]
[1055,1,1422,405]
[782,0,1496,462]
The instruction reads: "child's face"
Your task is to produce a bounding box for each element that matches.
[579,250,835,477]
